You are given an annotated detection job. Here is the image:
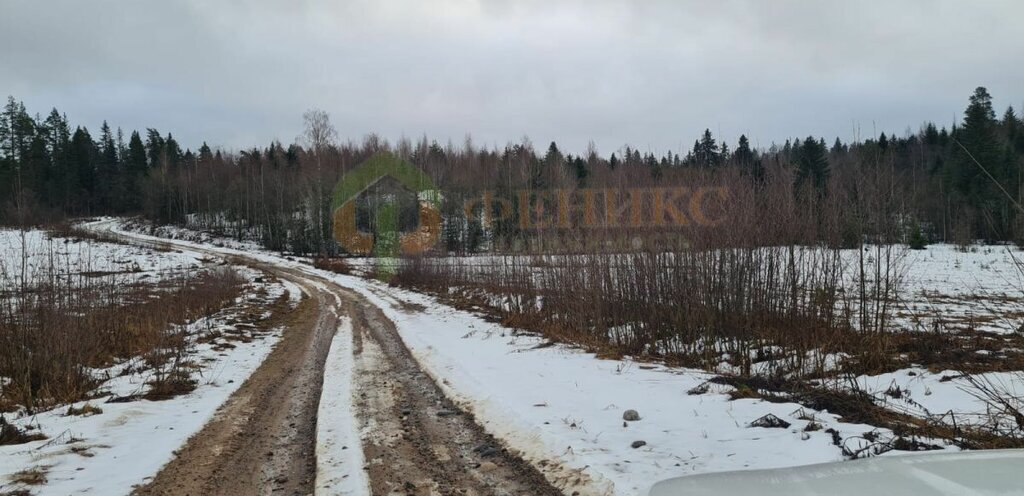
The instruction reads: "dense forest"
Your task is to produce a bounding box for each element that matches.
[1,87,1023,254]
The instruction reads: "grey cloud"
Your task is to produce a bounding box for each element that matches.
[1,0,1021,155]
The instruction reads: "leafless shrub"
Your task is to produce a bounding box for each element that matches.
[0,244,243,410]
[959,373,1024,442]
[395,168,907,380]
[313,256,352,275]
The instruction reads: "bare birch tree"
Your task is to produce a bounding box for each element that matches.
[302,109,337,253]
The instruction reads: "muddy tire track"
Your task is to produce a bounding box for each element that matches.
[100,223,566,495]
[345,295,563,496]
[133,272,338,496]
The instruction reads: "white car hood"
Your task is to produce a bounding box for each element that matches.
[649,450,1024,496]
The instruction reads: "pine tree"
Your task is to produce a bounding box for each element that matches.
[0,97,12,161]
[0,99,15,213]
[908,218,928,249]
[43,110,70,157]
[1003,106,1020,146]
[165,133,183,168]
[125,131,148,211]
[795,136,829,196]
[949,87,1007,239]
[830,137,845,155]
[734,135,754,168]
[116,127,127,160]
[924,123,939,146]
[96,121,120,211]
[572,156,588,184]
[127,131,147,174]
[145,128,165,168]
[695,129,720,167]
[544,141,563,166]
[1,97,20,160]
[24,132,51,206]
[68,127,97,212]
[198,142,213,163]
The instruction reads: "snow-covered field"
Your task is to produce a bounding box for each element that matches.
[354,243,1024,337]
[55,219,1024,495]
[901,245,1024,334]
[0,228,203,288]
[0,227,301,495]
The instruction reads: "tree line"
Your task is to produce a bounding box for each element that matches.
[1,87,1022,252]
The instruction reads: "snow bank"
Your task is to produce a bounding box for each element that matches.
[315,311,370,495]
[321,277,904,495]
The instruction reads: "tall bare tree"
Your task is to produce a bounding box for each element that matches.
[302,108,338,253]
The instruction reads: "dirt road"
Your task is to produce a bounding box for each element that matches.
[104,226,563,495]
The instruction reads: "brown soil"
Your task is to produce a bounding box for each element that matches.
[112,230,565,495]
[345,293,563,496]
[133,273,334,495]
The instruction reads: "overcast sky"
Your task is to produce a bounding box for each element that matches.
[2,0,1022,155]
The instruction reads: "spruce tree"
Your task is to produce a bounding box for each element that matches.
[696,129,720,167]
[198,142,213,163]
[68,127,96,212]
[734,135,754,168]
[96,122,120,211]
[145,128,165,168]
[544,141,563,166]
[795,136,829,196]
[165,133,183,168]
[125,131,148,211]
[831,137,845,155]
[950,87,1007,239]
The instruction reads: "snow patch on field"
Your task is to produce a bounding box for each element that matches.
[900,245,1024,334]
[0,228,202,287]
[315,309,370,495]
[0,228,298,495]
[853,368,1024,429]
[329,278,909,496]
[99,219,1024,495]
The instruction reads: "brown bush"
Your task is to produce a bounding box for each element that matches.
[313,256,352,275]
[394,168,906,380]
[0,255,243,410]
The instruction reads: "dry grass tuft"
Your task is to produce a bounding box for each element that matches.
[0,417,46,446]
[65,403,103,417]
[8,467,47,486]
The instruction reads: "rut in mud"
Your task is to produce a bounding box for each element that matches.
[133,275,338,496]
[345,294,563,496]
[118,231,564,495]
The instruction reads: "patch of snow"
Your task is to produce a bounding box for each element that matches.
[0,227,300,495]
[853,368,1024,431]
[326,278,906,496]
[100,218,1024,495]
[315,309,370,495]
